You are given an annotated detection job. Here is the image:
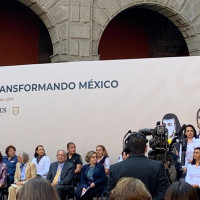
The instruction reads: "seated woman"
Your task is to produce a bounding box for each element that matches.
[66,142,82,183]
[3,145,18,186]
[17,175,59,200]
[109,177,152,200]
[75,150,107,200]
[0,151,7,188]
[164,180,198,200]
[185,147,200,198]
[96,145,110,175]
[31,145,50,178]
[8,151,36,200]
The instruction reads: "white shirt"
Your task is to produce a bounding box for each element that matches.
[185,163,200,186]
[180,138,200,166]
[98,156,110,169]
[32,156,50,178]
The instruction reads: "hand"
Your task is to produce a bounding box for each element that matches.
[82,188,86,194]
[51,182,57,187]
[192,184,199,188]
[16,182,23,186]
[0,183,2,188]
[183,167,187,174]
[90,182,95,188]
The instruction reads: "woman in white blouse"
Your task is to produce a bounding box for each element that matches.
[183,125,200,166]
[96,145,110,175]
[185,147,200,198]
[32,145,50,178]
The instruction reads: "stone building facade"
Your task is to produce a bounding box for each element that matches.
[16,0,200,62]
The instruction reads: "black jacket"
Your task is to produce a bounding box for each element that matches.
[106,154,169,200]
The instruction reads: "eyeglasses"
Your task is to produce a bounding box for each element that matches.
[91,156,97,158]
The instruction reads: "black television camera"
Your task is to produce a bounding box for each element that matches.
[139,121,169,163]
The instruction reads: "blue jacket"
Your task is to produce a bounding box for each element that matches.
[80,163,107,189]
[3,155,18,176]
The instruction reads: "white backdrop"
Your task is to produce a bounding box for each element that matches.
[0,56,200,164]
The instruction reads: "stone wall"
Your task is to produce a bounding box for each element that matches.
[17,0,200,62]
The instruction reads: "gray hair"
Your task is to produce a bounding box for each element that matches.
[56,150,67,157]
[18,151,29,163]
[85,151,96,163]
[17,175,59,200]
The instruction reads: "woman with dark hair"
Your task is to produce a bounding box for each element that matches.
[185,147,200,192]
[96,145,110,175]
[164,180,198,200]
[75,151,107,200]
[31,145,50,178]
[17,175,59,200]
[3,145,18,186]
[0,151,7,188]
[183,125,200,166]
[66,142,82,183]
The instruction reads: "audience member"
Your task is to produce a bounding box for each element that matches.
[17,175,59,200]
[110,177,152,200]
[75,150,107,200]
[96,145,110,175]
[66,142,82,183]
[0,151,7,188]
[117,150,129,163]
[185,147,200,198]
[106,132,169,200]
[8,151,36,200]
[182,125,200,167]
[3,145,18,186]
[196,109,200,138]
[164,180,198,200]
[46,150,74,200]
[32,145,50,178]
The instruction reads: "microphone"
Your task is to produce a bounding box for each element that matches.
[177,124,186,137]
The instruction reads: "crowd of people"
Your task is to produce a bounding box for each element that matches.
[0,124,200,200]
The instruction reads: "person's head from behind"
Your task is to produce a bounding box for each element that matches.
[17,175,59,200]
[128,133,147,155]
[110,177,152,200]
[164,180,198,200]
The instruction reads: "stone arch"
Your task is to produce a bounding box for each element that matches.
[93,1,200,58]
[17,0,59,62]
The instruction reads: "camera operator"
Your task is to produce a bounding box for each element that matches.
[106,132,169,200]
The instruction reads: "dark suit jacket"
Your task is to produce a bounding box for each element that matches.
[107,154,169,200]
[46,161,74,187]
[80,163,107,189]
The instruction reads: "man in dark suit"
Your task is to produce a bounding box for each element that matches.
[46,150,74,200]
[106,132,169,200]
